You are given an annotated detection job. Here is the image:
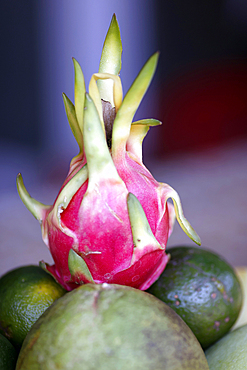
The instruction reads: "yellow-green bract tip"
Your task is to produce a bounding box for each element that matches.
[98,14,122,105]
[72,58,85,133]
[16,173,50,222]
[112,52,160,157]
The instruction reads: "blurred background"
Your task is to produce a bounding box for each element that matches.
[1,0,247,276]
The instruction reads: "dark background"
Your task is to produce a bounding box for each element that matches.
[156,1,247,156]
[1,2,39,147]
[1,1,247,166]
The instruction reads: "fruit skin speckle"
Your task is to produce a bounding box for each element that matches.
[214,321,220,331]
[147,245,243,350]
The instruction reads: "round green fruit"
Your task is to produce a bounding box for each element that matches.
[0,333,17,370]
[0,265,66,349]
[205,324,247,369]
[16,284,209,370]
[147,245,243,350]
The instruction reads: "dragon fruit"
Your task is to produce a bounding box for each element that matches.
[16,14,200,291]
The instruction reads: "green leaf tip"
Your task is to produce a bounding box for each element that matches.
[16,173,51,222]
[62,92,83,151]
[127,192,162,251]
[99,13,122,75]
[68,249,94,284]
[62,58,85,153]
[73,58,85,132]
[172,196,201,246]
[161,184,201,246]
[112,52,160,156]
[132,118,162,127]
[98,14,122,105]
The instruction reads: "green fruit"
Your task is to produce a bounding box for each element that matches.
[147,246,243,349]
[16,284,209,370]
[0,265,66,349]
[0,333,17,370]
[205,324,247,369]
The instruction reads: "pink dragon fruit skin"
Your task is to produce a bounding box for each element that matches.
[16,15,200,291]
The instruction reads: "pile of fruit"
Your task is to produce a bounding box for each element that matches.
[1,15,245,369]
[0,246,245,369]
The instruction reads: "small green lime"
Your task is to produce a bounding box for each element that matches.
[0,333,17,370]
[0,265,66,349]
[147,245,243,349]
